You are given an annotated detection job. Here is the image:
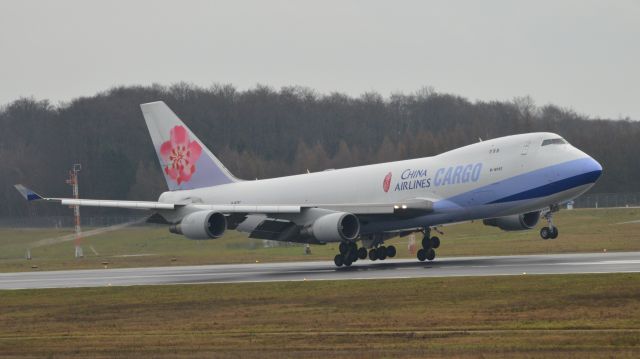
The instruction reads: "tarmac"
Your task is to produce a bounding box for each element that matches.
[1,251,639,290]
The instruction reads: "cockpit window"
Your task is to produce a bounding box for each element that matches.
[541,138,567,146]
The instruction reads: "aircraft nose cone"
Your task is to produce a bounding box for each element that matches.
[585,156,603,182]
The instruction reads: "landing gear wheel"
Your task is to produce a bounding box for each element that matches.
[542,207,560,240]
[339,242,349,254]
[343,258,353,267]
[358,247,368,260]
[368,249,377,261]
[421,236,432,249]
[417,248,427,262]
[540,227,551,240]
[334,254,344,267]
[386,245,396,258]
[426,248,436,261]
[422,235,440,249]
[349,250,358,263]
[377,246,387,260]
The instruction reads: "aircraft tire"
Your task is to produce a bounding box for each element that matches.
[334,254,344,267]
[339,242,349,254]
[358,247,368,260]
[377,246,387,260]
[421,236,432,249]
[540,227,550,240]
[368,249,377,261]
[417,248,427,262]
[386,245,396,258]
[343,258,352,267]
[349,251,358,263]
[550,227,559,239]
[431,236,440,249]
[426,248,436,261]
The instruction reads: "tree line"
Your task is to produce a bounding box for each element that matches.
[1,83,637,218]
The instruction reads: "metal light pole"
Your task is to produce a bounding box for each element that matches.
[66,164,83,258]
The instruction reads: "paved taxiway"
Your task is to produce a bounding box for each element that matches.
[1,251,639,290]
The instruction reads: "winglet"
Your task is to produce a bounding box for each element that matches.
[14,184,44,201]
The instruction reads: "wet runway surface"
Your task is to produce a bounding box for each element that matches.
[1,251,639,289]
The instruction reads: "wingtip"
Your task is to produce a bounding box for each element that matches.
[14,184,43,201]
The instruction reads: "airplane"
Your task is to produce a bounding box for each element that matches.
[15,101,603,267]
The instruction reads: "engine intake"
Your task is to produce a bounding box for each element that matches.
[169,211,226,240]
[308,212,360,243]
[483,211,540,231]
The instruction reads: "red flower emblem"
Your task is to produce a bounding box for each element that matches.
[159,125,202,185]
[383,172,392,192]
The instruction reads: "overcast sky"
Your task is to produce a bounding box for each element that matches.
[1,0,638,119]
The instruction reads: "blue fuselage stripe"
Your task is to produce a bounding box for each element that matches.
[487,170,601,204]
[437,157,602,209]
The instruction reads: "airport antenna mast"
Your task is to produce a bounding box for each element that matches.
[66,163,83,258]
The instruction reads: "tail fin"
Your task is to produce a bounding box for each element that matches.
[140,101,238,191]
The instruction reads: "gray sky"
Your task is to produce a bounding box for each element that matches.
[1,0,638,119]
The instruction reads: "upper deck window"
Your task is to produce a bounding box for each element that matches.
[541,138,567,146]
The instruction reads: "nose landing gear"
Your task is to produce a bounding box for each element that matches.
[540,226,558,239]
[540,207,559,240]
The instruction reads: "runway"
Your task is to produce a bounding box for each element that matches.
[1,251,639,290]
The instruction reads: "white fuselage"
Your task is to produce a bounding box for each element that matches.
[159,132,602,234]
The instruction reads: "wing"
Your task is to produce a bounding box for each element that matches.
[235,198,438,242]
[16,184,437,242]
[14,184,300,214]
[15,184,174,209]
[16,184,434,215]
[314,197,435,215]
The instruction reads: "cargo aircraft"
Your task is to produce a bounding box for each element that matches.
[16,102,603,267]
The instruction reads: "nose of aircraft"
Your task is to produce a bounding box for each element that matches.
[584,156,603,182]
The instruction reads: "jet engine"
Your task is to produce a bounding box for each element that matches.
[169,211,226,240]
[306,212,361,243]
[482,211,540,231]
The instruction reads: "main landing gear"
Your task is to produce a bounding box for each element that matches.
[368,244,396,261]
[417,228,440,262]
[334,242,358,267]
[334,241,397,267]
[540,210,559,240]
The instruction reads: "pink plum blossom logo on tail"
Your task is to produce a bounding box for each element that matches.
[383,172,392,192]
[160,125,202,185]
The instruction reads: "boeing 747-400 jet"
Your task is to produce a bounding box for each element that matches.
[16,101,603,266]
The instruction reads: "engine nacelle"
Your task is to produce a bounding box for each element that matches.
[483,211,540,231]
[169,211,226,240]
[307,212,360,243]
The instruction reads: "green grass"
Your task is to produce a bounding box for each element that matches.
[0,274,639,358]
[1,208,640,272]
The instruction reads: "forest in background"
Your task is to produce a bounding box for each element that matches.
[1,83,638,218]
